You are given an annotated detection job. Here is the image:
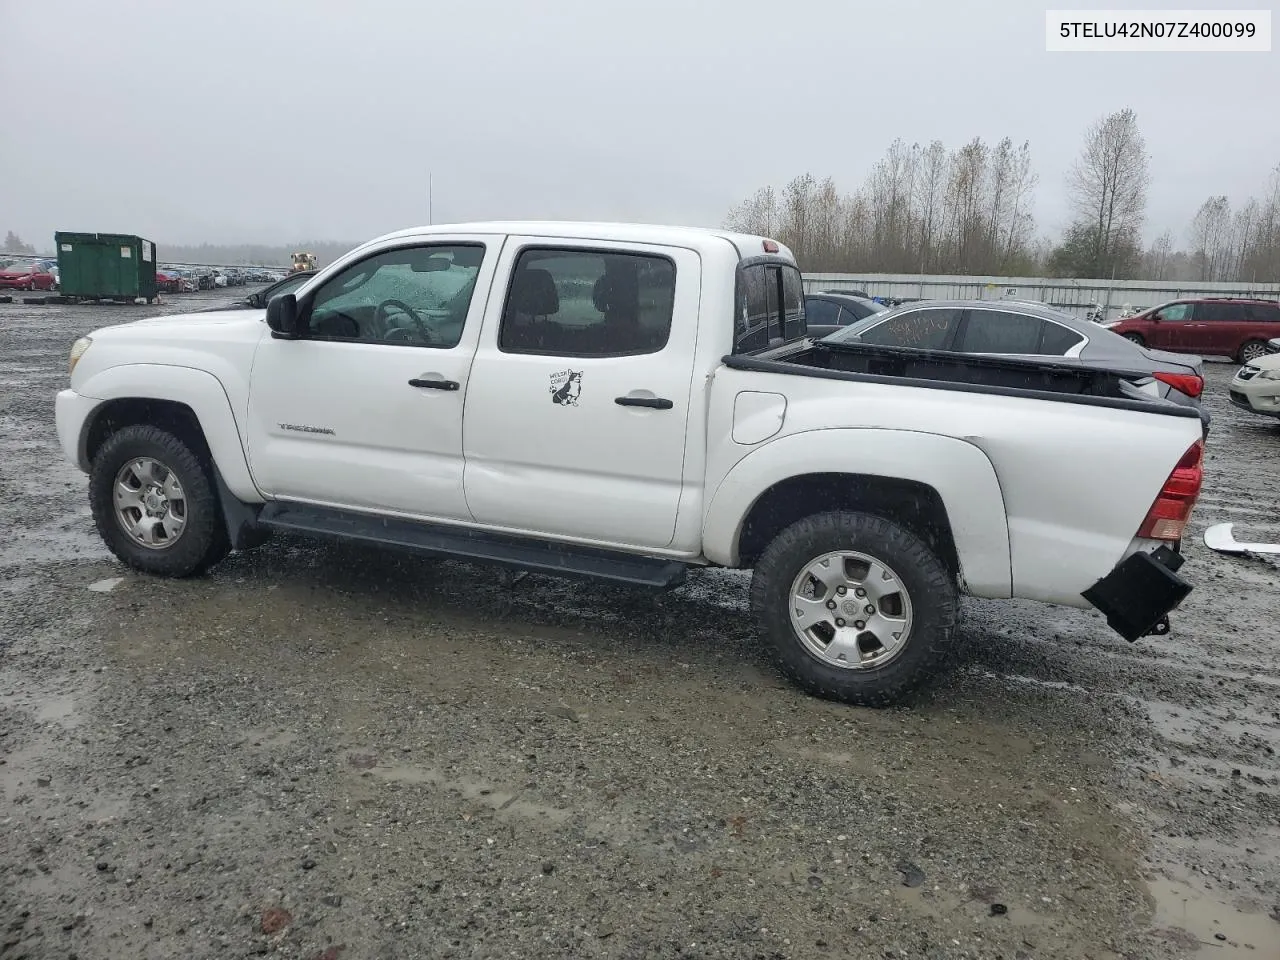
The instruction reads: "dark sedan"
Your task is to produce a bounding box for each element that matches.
[820,298,1206,409]
[803,293,887,338]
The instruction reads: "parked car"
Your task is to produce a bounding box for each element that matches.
[54,221,1205,707]
[155,269,180,294]
[211,269,317,310]
[1104,297,1280,363]
[1228,338,1280,419]
[803,293,887,338]
[821,298,1207,411]
[0,258,58,291]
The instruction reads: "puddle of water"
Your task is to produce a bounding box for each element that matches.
[35,692,79,724]
[0,520,111,568]
[1148,876,1280,956]
[365,760,572,824]
[0,575,39,595]
[976,669,1090,693]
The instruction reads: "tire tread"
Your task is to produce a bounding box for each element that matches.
[750,510,959,707]
[88,425,230,578]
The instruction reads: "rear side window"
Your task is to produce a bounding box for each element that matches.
[734,261,807,353]
[1194,302,1241,322]
[805,298,840,326]
[858,308,961,350]
[499,247,676,357]
[1245,303,1280,322]
[957,309,1043,354]
[1040,321,1086,355]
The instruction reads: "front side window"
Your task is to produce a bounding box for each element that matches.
[855,308,962,350]
[1159,303,1192,322]
[498,247,676,357]
[957,309,1045,354]
[265,272,312,303]
[305,244,485,347]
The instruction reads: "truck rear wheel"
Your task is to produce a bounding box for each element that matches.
[750,511,959,707]
[88,425,230,578]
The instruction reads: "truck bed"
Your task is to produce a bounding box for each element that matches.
[726,340,1205,420]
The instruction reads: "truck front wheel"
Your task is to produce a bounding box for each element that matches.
[88,425,230,578]
[750,511,959,706]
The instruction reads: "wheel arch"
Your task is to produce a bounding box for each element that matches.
[75,364,259,502]
[702,429,1013,597]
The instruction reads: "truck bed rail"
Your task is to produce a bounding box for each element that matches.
[723,341,1205,420]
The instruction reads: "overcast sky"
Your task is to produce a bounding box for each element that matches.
[2,0,1276,249]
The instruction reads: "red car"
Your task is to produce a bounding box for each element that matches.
[0,258,58,291]
[1105,297,1280,364]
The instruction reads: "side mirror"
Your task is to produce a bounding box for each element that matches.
[246,292,263,309]
[266,294,300,338]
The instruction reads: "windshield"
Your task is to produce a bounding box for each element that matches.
[820,309,892,342]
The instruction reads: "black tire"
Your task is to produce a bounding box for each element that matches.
[749,511,959,707]
[1237,339,1267,364]
[1123,333,1145,347]
[88,425,230,578]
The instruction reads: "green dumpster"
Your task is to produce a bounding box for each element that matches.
[55,232,159,302]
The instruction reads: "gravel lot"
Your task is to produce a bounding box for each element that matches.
[2,293,1278,960]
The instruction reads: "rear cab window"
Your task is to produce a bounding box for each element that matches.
[734,259,807,353]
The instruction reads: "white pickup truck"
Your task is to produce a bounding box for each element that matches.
[56,222,1206,706]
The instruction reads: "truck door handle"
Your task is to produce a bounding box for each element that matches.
[615,395,673,409]
[408,377,459,391]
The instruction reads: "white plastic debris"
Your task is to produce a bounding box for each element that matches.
[87,577,124,593]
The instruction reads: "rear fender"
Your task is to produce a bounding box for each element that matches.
[74,363,259,502]
[702,429,1012,597]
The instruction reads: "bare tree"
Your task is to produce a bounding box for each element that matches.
[1187,195,1231,280]
[1142,230,1175,280]
[912,140,949,272]
[999,141,1038,271]
[1064,107,1150,276]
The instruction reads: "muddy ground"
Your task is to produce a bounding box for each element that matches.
[1,293,1277,960]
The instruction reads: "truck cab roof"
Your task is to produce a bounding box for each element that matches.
[360,221,797,263]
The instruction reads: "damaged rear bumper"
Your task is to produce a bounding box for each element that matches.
[1081,544,1193,642]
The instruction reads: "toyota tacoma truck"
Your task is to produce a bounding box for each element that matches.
[55,222,1205,706]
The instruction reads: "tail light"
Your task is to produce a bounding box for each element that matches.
[1137,438,1204,541]
[1153,371,1204,398]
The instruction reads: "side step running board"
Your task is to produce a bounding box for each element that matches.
[256,502,690,588]
[1203,522,1280,556]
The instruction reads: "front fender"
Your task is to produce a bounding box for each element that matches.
[73,363,260,502]
[702,428,1012,597]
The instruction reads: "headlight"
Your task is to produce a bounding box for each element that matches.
[69,336,92,377]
